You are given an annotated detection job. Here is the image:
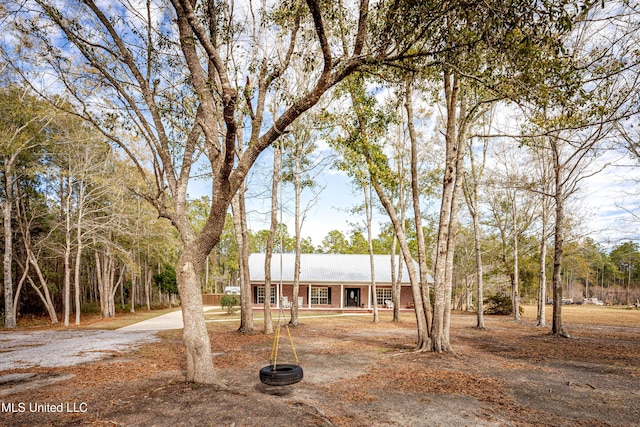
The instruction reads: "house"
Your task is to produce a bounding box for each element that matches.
[248,253,434,311]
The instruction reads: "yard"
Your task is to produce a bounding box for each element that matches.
[1,305,639,426]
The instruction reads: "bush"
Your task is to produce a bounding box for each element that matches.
[220,294,239,314]
[484,294,516,315]
[81,302,101,314]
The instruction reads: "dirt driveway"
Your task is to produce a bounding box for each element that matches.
[1,309,639,426]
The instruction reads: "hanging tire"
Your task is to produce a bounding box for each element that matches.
[259,364,303,386]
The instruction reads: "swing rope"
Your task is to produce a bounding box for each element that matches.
[268,136,299,371]
[269,299,299,370]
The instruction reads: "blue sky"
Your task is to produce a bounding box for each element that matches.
[186,145,640,250]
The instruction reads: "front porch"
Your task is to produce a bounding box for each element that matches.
[252,283,415,311]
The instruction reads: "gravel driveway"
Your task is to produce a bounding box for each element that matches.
[0,329,160,371]
[0,309,192,372]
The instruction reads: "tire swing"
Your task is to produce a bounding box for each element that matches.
[259,303,303,386]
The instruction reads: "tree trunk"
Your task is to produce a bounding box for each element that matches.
[263,144,280,334]
[471,202,485,329]
[442,121,466,349]
[177,251,221,385]
[512,198,521,321]
[12,258,30,321]
[371,178,430,350]
[63,172,72,327]
[232,184,253,333]
[145,257,151,311]
[405,80,431,332]
[289,148,303,327]
[120,268,125,310]
[431,70,459,352]
[112,265,124,316]
[551,137,569,337]
[390,233,400,322]
[130,272,136,313]
[96,247,117,318]
[537,205,548,327]
[3,160,16,328]
[364,182,378,323]
[463,141,486,329]
[27,250,59,323]
[74,228,83,325]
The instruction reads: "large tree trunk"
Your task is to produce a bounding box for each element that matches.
[431,70,460,353]
[177,250,220,385]
[442,139,465,349]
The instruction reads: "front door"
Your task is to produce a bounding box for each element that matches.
[345,288,360,308]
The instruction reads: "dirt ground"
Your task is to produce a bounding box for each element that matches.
[1,307,639,427]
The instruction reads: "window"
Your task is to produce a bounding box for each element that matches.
[310,287,331,305]
[376,288,393,306]
[256,286,277,304]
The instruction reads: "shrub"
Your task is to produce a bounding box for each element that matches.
[484,294,514,315]
[81,302,101,314]
[220,294,239,314]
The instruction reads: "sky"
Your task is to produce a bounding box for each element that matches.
[187,145,640,251]
[579,152,640,247]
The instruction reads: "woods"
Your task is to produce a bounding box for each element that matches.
[1,0,640,386]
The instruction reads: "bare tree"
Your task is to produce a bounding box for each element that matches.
[462,113,492,329]
[344,78,431,350]
[522,3,640,336]
[263,144,280,335]
[405,77,432,333]
[1,86,57,327]
[527,143,555,327]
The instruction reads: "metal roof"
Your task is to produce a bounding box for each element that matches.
[248,253,434,285]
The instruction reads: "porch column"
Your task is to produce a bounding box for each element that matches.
[308,285,312,309]
[340,284,344,309]
[368,285,371,309]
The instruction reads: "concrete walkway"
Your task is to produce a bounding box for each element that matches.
[117,306,217,331]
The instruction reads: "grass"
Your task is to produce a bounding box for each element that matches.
[16,303,638,331]
[522,303,640,327]
[203,308,362,323]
